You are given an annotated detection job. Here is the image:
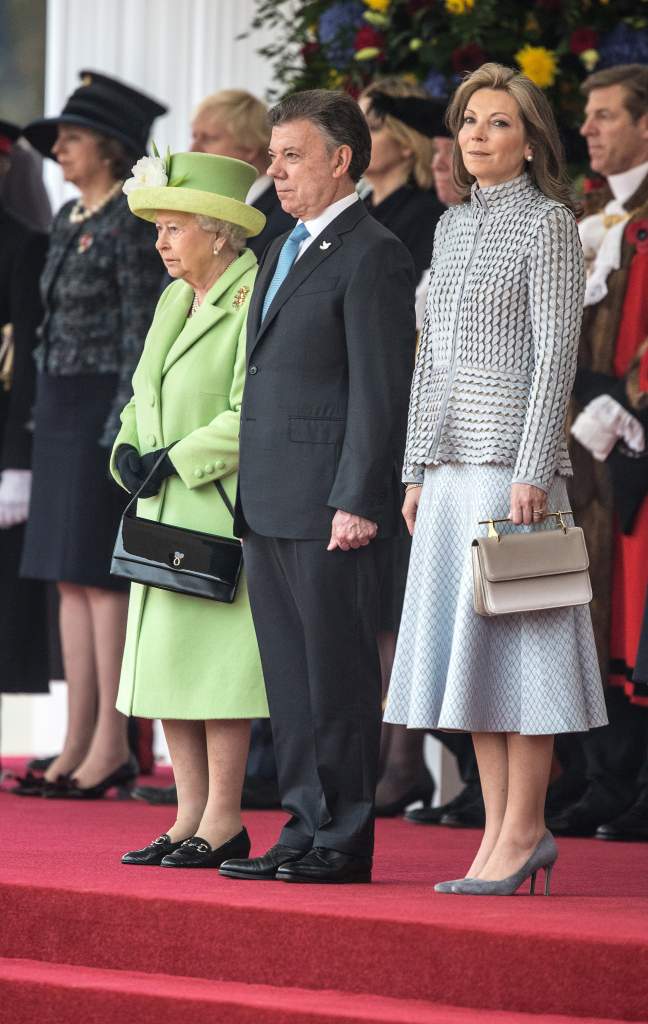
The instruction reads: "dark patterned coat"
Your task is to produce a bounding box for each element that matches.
[35,192,161,445]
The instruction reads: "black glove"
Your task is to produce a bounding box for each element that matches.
[608,445,648,535]
[137,448,176,498]
[115,444,144,495]
[573,368,628,409]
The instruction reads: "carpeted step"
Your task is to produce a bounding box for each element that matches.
[0,958,632,1024]
[2,798,647,1022]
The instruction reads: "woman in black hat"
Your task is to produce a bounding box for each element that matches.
[0,121,50,706]
[17,72,167,798]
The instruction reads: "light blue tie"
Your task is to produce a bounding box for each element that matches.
[261,222,310,321]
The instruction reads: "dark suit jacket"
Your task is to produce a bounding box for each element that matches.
[235,199,416,540]
[246,181,296,259]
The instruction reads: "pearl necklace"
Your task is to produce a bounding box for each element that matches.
[68,180,123,224]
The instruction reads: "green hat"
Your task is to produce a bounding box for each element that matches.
[124,151,266,237]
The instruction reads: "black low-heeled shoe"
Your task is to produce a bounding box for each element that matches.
[161,828,251,868]
[12,772,70,797]
[121,833,186,866]
[44,754,139,800]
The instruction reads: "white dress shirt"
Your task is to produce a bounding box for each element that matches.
[296,191,359,260]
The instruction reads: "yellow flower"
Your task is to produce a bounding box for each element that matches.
[515,44,558,89]
[445,0,474,14]
[580,48,600,72]
[363,0,390,10]
[328,70,345,88]
[409,38,423,51]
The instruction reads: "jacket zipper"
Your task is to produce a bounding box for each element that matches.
[429,207,486,460]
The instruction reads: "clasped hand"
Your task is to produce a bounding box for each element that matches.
[509,482,547,525]
[115,445,175,498]
[327,509,377,551]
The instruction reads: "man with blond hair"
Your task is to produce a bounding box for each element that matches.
[191,89,294,256]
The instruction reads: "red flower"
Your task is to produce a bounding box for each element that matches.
[583,175,606,193]
[451,43,486,74]
[354,25,385,53]
[626,219,648,254]
[301,42,320,63]
[569,28,598,55]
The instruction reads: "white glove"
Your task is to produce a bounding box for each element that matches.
[0,469,32,528]
[571,395,646,462]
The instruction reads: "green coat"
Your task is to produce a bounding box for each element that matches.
[110,249,268,720]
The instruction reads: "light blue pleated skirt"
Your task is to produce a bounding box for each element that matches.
[384,464,608,735]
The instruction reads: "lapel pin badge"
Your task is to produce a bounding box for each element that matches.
[319,240,332,250]
[232,285,250,309]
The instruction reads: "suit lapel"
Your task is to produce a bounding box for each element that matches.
[248,199,367,358]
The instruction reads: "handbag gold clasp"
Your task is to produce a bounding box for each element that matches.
[478,510,573,538]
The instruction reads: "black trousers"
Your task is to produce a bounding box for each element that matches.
[243,533,382,858]
[582,688,648,808]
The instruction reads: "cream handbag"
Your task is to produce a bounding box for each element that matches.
[471,511,592,617]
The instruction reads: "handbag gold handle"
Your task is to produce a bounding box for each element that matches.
[478,510,574,541]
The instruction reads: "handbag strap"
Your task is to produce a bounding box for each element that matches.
[214,479,234,519]
[122,445,235,520]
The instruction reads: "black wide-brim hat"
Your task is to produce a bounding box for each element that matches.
[368,92,451,139]
[23,70,168,160]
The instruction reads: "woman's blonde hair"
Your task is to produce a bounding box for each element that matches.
[361,77,435,191]
[446,63,575,211]
[192,89,270,155]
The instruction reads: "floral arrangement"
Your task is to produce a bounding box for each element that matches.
[251,0,648,155]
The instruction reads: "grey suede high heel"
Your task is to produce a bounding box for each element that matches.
[434,878,467,893]
[449,831,558,896]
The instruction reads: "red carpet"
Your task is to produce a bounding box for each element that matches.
[1,774,647,1023]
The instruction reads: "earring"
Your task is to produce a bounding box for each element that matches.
[526,154,533,162]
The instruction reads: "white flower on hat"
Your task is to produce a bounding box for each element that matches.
[122,155,168,195]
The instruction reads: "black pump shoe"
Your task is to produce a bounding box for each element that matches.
[121,833,186,866]
[44,755,139,800]
[13,772,71,797]
[161,828,251,868]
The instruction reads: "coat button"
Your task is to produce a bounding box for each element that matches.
[248,365,258,375]
[204,463,214,474]
[148,434,157,446]
[215,460,225,471]
[194,468,204,479]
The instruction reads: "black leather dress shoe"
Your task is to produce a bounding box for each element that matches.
[405,782,481,826]
[161,828,250,868]
[547,798,620,837]
[595,802,648,842]
[440,788,485,829]
[122,833,185,865]
[219,843,306,880]
[277,847,372,884]
[131,783,178,806]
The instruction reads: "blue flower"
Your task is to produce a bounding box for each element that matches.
[318,1,364,69]
[423,69,449,99]
[597,23,648,69]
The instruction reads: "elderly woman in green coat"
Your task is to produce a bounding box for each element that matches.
[110,152,269,869]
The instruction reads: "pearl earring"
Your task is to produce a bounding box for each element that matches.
[526,154,533,162]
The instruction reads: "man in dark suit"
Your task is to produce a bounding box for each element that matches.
[219,90,416,884]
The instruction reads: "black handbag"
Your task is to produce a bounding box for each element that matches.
[111,449,242,603]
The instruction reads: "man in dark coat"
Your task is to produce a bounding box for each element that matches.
[0,121,50,694]
[220,90,416,884]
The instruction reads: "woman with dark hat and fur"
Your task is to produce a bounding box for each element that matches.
[17,71,167,799]
[0,120,50,701]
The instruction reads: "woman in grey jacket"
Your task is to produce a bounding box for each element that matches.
[385,64,607,895]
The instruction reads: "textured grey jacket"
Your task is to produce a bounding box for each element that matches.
[404,173,585,493]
